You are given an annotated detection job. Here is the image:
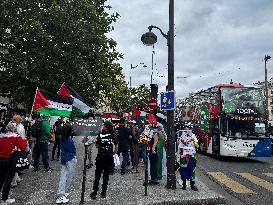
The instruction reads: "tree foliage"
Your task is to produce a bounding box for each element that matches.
[104,83,150,113]
[0,0,123,110]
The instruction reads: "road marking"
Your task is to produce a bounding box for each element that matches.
[237,173,273,192]
[263,173,273,178]
[208,172,255,194]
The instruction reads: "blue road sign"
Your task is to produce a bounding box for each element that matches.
[160,91,175,110]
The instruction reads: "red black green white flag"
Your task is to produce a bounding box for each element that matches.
[58,83,91,117]
[32,89,73,117]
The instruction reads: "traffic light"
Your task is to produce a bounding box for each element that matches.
[150,84,158,115]
[150,84,158,99]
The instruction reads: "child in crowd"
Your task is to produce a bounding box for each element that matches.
[177,123,198,191]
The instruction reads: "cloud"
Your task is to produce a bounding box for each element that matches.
[107,0,273,98]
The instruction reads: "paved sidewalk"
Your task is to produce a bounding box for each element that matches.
[10,137,225,205]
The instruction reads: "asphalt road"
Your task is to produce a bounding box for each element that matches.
[196,153,273,205]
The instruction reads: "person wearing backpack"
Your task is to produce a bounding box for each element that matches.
[32,114,53,172]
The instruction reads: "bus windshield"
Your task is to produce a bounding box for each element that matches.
[222,118,267,139]
[220,87,265,116]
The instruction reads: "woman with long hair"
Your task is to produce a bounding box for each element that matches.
[90,121,118,199]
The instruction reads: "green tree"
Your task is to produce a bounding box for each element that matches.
[0,0,123,110]
[130,84,150,110]
[104,83,150,113]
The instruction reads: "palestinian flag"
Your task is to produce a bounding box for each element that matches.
[139,111,147,121]
[32,89,73,117]
[123,112,132,121]
[133,105,141,117]
[58,83,91,117]
[147,113,157,124]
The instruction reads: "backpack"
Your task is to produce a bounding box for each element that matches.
[31,120,43,138]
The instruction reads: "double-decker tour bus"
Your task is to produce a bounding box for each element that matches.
[183,83,271,157]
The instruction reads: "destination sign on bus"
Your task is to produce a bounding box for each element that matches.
[236,108,257,115]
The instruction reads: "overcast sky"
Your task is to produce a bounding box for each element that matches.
[107,0,273,98]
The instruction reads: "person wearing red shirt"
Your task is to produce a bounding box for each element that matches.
[0,122,27,204]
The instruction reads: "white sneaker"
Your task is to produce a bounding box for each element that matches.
[177,179,183,186]
[4,198,15,204]
[56,196,69,204]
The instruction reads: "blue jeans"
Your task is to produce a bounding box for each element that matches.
[57,158,77,196]
[33,141,49,169]
[121,150,129,172]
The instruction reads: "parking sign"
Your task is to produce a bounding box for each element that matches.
[160,91,175,110]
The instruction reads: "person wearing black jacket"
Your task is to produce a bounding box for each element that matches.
[90,121,118,200]
[131,121,141,173]
[116,118,131,175]
[52,118,63,161]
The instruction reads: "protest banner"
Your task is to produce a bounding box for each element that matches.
[71,118,103,136]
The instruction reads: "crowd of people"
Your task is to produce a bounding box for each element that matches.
[0,112,199,205]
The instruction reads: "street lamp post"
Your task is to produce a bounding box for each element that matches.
[130,63,147,88]
[151,51,155,84]
[129,63,147,112]
[141,0,176,189]
[130,64,139,89]
[265,55,271,127]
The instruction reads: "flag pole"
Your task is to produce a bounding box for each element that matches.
[57,82,66,94]
[31,87,39,115]
[80,136,88,204]
[144,144,148,196]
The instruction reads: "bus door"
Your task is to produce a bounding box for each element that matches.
[212,119,220,154]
